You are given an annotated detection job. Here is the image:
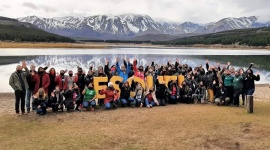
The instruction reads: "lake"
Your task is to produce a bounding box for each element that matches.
[1,48,270,92]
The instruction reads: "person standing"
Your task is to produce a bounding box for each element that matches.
[244,69,260,96]
[233,71,244,107]
[9,61,30,115]
[32,67,50,95]
[48,68,57,98]
[26,64,36,112]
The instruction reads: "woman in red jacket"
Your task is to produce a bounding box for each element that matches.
[100,82,119,110]
[32,67,50,95]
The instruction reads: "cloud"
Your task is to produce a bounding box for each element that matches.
[39,5,56,13]
[22,2,39,10]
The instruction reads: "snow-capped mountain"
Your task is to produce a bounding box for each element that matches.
[18,14,270,39]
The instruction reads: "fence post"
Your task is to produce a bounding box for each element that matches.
[247,95,254,113]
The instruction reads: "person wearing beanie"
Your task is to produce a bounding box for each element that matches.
[100,82,119,110]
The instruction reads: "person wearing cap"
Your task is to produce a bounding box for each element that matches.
[100,82,119,110]
[9,61,30,114]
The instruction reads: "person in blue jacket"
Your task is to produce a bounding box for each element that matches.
[116,58,130,82]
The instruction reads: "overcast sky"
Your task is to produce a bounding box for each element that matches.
[1,0,270,23]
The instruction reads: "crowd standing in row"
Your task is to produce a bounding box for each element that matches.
[9,58,260,115]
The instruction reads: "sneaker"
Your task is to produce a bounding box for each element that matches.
[140,103,143,108]
[150,104,153,108]
[75,108,81,111]
[147,105,150,108]
[91,107,95,111]
[242,102,245,105]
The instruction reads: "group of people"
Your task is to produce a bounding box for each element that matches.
[9,58,260,115]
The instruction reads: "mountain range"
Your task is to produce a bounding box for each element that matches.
[18,14,270,40]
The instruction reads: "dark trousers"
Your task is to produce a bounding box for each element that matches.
[15,90,26,113]
[241,88,246,103]
[234,89,242,106]
[225,86,234,105]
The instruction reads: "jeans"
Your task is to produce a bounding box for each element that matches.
[105,99,119,109]
[15,89,26,113]
[36,104,47,115]
[83,101,96,108]
[120,98,135,106]
[26,89,33,110]
[169,95,177,104]
[145,98,156,106]
[245,88,255,96]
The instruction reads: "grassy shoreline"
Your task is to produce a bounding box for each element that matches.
[0,41,269,50]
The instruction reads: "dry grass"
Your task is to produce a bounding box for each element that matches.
[0,100,270,150]
[1,41,269,50]
[0,42,106,49]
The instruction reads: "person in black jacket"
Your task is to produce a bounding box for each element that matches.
[84,70,94,86]
[26,64,36,112]
[156,80,167,106]
[63,85,81,112]
[214,83,229,106]
[74,67,85,111]
[32,88,49,115]
[119,81,135,107]
[244,69,260,96]
[192,81,207,104]
[48,86,64,112]
[179,81,193,104]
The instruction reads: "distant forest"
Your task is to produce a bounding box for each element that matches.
[0,24,75,43]
[152,27,270,47]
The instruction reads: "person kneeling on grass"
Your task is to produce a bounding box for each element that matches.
[214,83,229,106]
[82,83,97,111]
[100,82,119,110]
[167,80,180,104]
[192,81,207,104]
[63,85,81,112]
[134,82,144,107]
[33,88,48,115]
[48,86,64,112]
[119,80,135,107]
[144,86,159,108]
